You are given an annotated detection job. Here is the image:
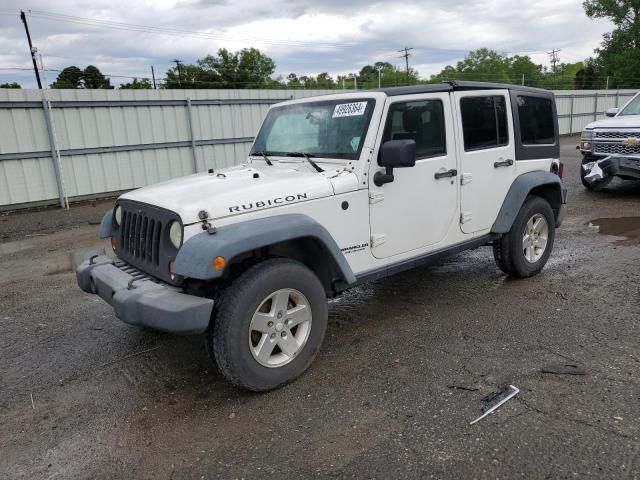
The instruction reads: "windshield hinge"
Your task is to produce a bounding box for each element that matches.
[371,234,386,248]
[369,190,385,204]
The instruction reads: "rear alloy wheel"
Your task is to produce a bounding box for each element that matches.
[209,259,327,392]
[493,196,556,278]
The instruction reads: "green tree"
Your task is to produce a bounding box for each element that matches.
[584,0,640,88]
[50,66,84,88]
[315,72,336,89]
[119,78,152,89]
[0,82,21,88]
[83,65,113,89]
[163,48,276,89]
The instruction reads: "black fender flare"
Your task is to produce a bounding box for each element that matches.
[491,171,565,234]
[173,213,356,286]
[99,209,114,239]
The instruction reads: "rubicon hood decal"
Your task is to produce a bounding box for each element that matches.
[229,193,309,213]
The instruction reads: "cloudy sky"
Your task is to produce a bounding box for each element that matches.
[0,0,614,88]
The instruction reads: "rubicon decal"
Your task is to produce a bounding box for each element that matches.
[228,193,309,213]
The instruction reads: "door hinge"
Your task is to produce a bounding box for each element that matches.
[369,190,385,204]
[371,234,386,248]
[460,211,473,224]
[460,173,473,185]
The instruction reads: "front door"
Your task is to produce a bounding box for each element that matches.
[453,90,516,234]
[369,93,458,259]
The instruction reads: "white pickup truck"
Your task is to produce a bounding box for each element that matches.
[579,91,640,189]
[77,81,566,391]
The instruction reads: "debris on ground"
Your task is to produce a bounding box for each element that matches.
[447,385,479,392]
[541,364,586,376]
[583,160,606,183]
[470,384,519,425]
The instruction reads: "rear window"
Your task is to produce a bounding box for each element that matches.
[517,96,555,145]
[460,96,509,151]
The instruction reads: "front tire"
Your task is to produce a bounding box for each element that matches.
[581,156,612,190]
[493,196,556,278]
[209,259,328,392]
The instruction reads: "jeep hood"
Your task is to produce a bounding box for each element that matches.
[119,163,338,224]
[587,115,640,129]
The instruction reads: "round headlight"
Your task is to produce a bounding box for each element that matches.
[114,205,122,226]
[169,221,183,248]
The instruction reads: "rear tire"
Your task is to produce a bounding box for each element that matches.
[208,258,327,392]
[493,196,556,278]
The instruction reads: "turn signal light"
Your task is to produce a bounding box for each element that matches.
[110,236,117,251]
[169,260,176,281]
[213,256,226,270]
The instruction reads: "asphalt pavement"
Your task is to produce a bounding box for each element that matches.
[1,136,639,479]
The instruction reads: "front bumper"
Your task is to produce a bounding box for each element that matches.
[596,155,640,180]
[76,255,213,334]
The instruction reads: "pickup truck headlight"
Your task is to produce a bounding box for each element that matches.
[581,130,594,152]
[114,205,122,226]
[169,221,183,248]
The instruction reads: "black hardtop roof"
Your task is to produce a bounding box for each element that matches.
[377,81,553,97]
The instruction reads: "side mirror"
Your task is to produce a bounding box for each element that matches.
[605,107,619,117]
[374,139,416,186]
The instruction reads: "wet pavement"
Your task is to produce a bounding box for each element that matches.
[1,136,639,479]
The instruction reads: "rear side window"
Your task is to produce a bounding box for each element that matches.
[460,96,509,151]
[517,96,555,145]
[382,99,446,159]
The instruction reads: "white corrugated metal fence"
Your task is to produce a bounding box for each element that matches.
[0,88,637,210]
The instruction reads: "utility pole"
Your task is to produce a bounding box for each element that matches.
[547,49,560,74]
[173,59,183,85]
[20,10,42,89]
[376,65,383,88]
[398,47,414,85]
[151,65,157,89]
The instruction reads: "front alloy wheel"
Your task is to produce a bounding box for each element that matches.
[209,258,328,392]
[249,289,312,368]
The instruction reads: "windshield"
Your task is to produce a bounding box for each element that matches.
[620,94,640,116]
[251,99,376,160]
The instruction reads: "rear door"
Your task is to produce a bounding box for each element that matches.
[454,90,516,234]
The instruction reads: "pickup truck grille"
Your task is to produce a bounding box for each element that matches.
[114,200,180,284]
[595,131,640,139]
[594,143,640,155]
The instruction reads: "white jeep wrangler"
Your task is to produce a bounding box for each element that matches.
[77,81,566,391]
[579,91,640,189]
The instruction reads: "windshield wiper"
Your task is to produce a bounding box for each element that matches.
[250,151,273,166]
[285,152,324,173]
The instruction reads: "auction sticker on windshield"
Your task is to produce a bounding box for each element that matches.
[333,102,368,118]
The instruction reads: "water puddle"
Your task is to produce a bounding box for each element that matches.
[589,217,640,244]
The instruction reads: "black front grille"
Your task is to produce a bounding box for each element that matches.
[114,200,181,284]
[120,210,162,265]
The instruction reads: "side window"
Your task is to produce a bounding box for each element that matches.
[460,96,509,151]
[382,99,446,159]
[517,96,555,145]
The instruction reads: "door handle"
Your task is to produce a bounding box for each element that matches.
[434,169,457,180]
[494,159,514,168]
